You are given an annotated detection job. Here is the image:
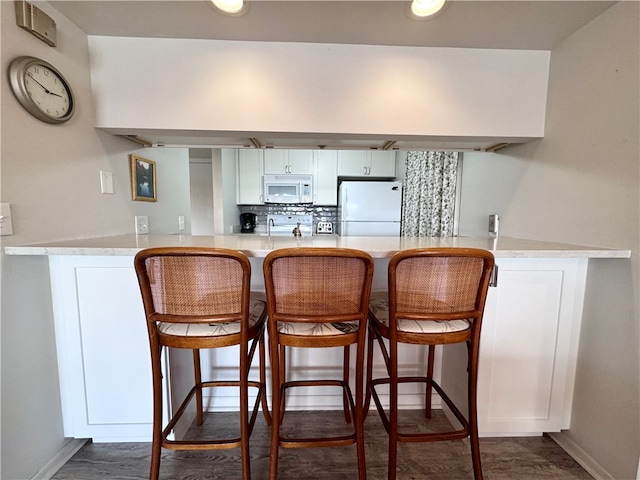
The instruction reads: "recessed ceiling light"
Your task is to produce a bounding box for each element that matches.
[209,0,248,16]
[408,0,446,19]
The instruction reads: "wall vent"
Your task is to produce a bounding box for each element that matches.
[15,0,57,47]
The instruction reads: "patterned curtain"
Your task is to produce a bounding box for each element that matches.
[401,151,458,237]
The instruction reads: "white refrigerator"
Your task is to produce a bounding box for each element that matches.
[337,181,403,236]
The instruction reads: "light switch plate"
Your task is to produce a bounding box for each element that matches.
[0,203,14,235]
[100,171,114,194]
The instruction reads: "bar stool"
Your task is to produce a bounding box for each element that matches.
[365,248,494,480]
[134,247,271,480]
[263,248,374,480]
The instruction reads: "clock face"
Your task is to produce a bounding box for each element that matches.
[8,56,75,124]
[24,64,72,119]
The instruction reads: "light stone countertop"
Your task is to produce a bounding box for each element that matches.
[3,234,631,259]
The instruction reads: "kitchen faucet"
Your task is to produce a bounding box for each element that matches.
[268,218,275,237]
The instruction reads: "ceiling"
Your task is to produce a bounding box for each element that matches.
[51,1,615,50]
[50,0,617,151]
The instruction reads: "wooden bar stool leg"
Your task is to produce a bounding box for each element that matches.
[343,345,352,424]
[364,326,375,416]
[388,342,399,480]
[355,334,367,480]
[279,344,286,423]
[425,345,435,419]
[468,342,483,480]
[150,345,163,480]
[269,335,282,480]
[259,330,271,424]
[193,349,204,426]
[240,342,251,480]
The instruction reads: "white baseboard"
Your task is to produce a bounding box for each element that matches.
[30,438,90,480]
[547,431,615,480]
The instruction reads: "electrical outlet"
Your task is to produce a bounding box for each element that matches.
[489,214,500,237]
[135,215,149,235]
[0,203,14,236]
[178,215,185,232]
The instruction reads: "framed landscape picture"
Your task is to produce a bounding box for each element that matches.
[130,155,157,202]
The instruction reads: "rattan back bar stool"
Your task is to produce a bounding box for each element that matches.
[263,247,374,480]
[134,247,271,480]
[365,248,494,480]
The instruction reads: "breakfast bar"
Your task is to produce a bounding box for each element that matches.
[5,235,629,443]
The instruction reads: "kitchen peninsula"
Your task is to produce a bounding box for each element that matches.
[5,235,629,443]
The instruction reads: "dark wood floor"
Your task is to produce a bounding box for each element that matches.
[52,410,593,480]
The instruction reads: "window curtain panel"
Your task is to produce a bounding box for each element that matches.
[401,151,458,237]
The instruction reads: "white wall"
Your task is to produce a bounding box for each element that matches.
[189,150,214,235]
[189,160,214,235]
[221,149,240,234]
[87,36,550,140]
[0,2,191,477]
[458,3,639,478]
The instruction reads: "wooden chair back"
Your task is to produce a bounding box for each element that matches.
[135,247,252,328]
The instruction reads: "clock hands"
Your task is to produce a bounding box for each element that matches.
[27,73,63,97]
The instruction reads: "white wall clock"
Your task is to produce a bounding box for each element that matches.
[8,56,75,124]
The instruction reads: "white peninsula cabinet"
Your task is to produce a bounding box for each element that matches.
[19,235,625,442]
[236,149,264,204]
[263,149,314,174]
[337,150,396,177]
[48,255,156,441]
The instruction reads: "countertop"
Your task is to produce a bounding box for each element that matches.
[3,234,631,259]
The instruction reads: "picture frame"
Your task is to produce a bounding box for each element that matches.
[130,155,157,202]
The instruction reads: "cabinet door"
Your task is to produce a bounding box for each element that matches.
[236,150,264,204]
[264,150,314,174]
[50,256,158,441]
[287,149,314,174]
[314,150,338,205]
[441,258,587,435]
[337,150,396,177]
[337,150,368,176]
[368,150,396,177]
[263,150,288,174]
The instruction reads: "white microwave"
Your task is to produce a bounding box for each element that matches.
[263,174,313,204]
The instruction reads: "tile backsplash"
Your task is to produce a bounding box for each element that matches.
[238,204,337,229]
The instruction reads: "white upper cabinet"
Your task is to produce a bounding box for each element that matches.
[264,149,314,174]
[368,151,397,177]
[236,149,264,204]
[236,149,394,206]
[314,150,338,206]
[337,150,396,177]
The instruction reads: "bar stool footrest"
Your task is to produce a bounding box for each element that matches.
[369,375,470,442]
